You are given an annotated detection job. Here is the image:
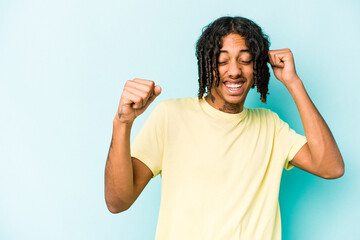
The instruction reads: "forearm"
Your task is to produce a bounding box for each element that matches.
[286,79,344,175]
[105,119,135,212]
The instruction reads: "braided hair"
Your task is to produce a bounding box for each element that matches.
[196,16,270,103]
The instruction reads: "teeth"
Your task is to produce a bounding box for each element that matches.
[225,82,243,88]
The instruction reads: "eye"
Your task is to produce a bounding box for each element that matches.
[239,53,252,64]
[217,61,228,66]
[240,60,252,65]
[217,59,228,66]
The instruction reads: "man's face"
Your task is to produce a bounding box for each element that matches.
[206,33,254,113]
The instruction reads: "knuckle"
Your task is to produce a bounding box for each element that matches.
[145,85,153,93]
[124,80,132,87]
[134,96,142,103]
[142,93,150,101]
[147,80,155,87]
[123,86,131,93]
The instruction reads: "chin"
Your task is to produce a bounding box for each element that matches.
[225,96,244,105]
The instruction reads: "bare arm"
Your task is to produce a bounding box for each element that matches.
[268,49,344,179]
[105,78,161,213]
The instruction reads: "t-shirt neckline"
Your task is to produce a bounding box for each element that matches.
[198,97,247,121]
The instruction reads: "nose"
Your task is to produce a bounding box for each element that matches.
[227,60,242,78]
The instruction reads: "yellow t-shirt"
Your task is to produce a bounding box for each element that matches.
[131,97,307,240]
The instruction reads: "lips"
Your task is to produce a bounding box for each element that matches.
[223,81,245,94]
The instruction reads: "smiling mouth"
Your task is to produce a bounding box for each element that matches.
[223,80,245,93]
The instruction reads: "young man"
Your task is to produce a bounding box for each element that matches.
[105,16,344,239]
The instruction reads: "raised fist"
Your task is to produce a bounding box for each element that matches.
[115,78,161,123]
[268,48,300,86]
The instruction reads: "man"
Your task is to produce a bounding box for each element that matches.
[105,16,344,239]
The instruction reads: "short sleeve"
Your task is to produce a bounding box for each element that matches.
[131,102,167,178]
[273,112,307,170]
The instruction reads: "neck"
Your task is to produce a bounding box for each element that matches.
[205,93,243,114]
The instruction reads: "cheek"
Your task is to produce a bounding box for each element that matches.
[217,67,226,78]
[244,66,254,77]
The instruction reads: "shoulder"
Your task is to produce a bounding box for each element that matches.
[245,108,285,135]
[245,108,282,128]
[246,107,277,119]
[247,109,292,132]
[158,97,199,112]
[149,97,199,120]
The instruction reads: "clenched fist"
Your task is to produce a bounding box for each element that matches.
[268,48,301,87]
[115,78,161,124]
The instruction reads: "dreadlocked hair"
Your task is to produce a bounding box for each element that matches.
[196,16,270,103]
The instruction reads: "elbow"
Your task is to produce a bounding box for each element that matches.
[107,205,121,214]
[317,154,345,179]
[104,186,135,213]
[106,203,130,214]
[106,201,131,214]
[322,165,345,180]
[105,196,132,214]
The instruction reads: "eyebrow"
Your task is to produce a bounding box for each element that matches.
[219,49,249,53]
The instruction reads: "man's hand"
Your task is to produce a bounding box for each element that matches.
[115,78,161,124]
[268,48,300,87]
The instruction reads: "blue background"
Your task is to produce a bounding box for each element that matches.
[1,0,359,239]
